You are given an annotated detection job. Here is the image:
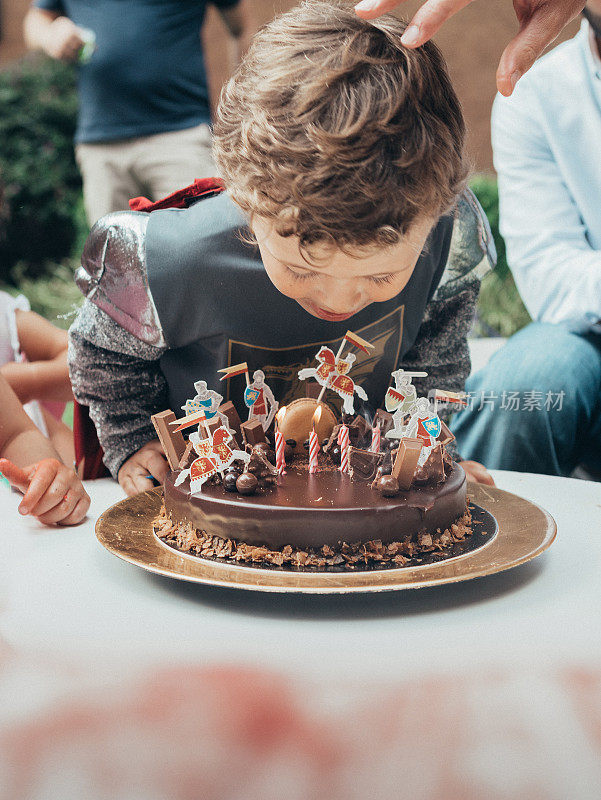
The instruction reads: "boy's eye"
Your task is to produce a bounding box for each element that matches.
[287,267,316,281]
[369,274,395,286]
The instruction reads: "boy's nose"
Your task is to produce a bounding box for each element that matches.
[320,279,362,313]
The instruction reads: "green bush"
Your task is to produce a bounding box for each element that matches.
[0,55,87,285]
[469,173,508,280]
[470,174,531,337]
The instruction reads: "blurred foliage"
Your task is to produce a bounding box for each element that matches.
[4,262,83,330]
[470,174,531,338]
[0,54,88,285]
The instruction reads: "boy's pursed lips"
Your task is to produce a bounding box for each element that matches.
[311,305,358,322]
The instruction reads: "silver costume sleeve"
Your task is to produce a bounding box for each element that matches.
[69,300,168,479]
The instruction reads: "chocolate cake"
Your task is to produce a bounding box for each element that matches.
[151,344,473,570]
[153,429,472,570]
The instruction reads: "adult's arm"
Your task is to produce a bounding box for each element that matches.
[354,0,584,96]
[24,4,85,61]
[492,84,601,330]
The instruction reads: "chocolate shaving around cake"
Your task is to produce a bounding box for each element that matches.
[153,503,473,571]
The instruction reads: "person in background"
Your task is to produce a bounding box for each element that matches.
[0,290,74,465]
[0,374,90,525]
[23,0,254,226]
[452,4,601,477]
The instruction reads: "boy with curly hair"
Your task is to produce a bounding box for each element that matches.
[69,0,495,494]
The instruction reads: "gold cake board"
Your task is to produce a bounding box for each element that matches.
[95,484,556,594]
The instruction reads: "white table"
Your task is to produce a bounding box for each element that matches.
[1,472,600,799]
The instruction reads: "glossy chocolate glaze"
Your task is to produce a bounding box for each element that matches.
[164,461,467,551]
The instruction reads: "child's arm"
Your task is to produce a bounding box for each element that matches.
[0,376,90,525]
[0,310,72,404]
[69,300,169,493]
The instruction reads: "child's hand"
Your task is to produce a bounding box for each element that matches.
[118,441,168,496]
[0,458,90,525]
[460,459,495,486]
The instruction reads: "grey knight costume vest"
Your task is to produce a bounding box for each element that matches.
[145,191,454,418]
[75,183,493,429]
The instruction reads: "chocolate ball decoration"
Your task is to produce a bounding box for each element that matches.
[223,472,239,492]
[376,475,400,497]
[236,472,259,495]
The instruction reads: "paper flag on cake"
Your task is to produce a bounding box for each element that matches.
[430,389,467,407]
[343,330,375,354]
[218,362,249,381]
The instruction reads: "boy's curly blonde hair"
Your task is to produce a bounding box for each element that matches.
[213,0,468,253]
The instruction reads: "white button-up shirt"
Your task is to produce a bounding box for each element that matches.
[492,20,601,332]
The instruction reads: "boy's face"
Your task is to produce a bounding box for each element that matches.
[252,216,434,322]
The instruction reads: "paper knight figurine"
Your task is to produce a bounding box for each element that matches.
[385,368,427,439]
[244,370,278,431]
[298,347,368,415]
[183,380,233,435]
[175,425,249,493]
[403,397,442,465]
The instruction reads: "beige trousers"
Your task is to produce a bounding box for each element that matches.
[75,123,216,225]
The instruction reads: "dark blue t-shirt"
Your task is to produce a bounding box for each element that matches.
[34,0,239,143]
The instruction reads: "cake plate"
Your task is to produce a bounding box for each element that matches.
[95,483,556,594]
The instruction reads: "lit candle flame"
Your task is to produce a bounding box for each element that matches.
[312,405,323,430]
[276,406,287,426]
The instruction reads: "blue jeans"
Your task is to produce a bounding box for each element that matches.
[451,323,601,475]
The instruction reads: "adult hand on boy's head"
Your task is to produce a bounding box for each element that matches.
[0,457,90,525]
[354,0,584,96]
[118,441,168,496]
[460,459,495,485]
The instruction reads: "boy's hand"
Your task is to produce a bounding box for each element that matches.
[460,459,495,486]
[118,441,168,496]
[0,458,90,525]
